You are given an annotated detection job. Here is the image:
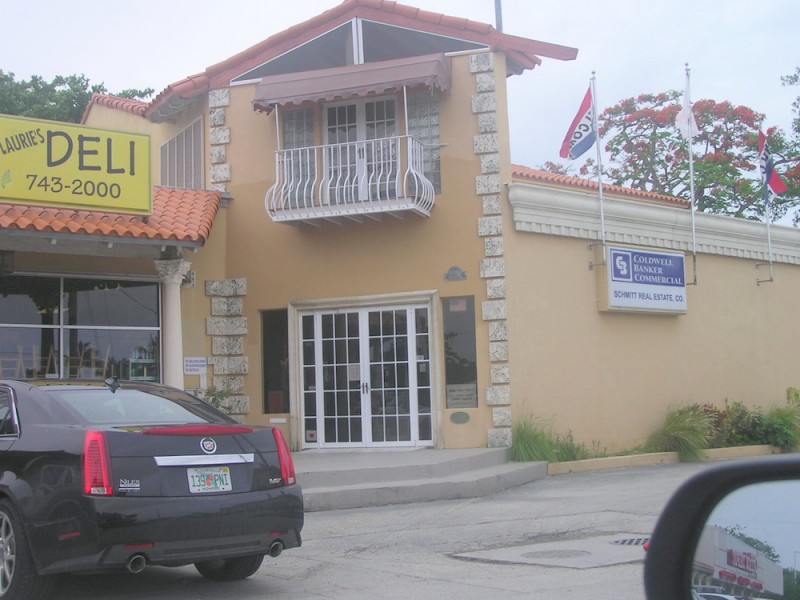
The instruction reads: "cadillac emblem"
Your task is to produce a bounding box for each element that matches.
[200,437,217,454]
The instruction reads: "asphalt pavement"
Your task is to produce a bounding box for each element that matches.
[51,460,717,599]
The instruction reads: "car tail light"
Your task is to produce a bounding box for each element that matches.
[83,430,113,496]
[273,429,296,486]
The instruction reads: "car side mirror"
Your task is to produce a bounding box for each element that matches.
[644,455,800,600]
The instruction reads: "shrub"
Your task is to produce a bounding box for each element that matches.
[554,431,593,462]
[762,404,800,450]
[717,400,765,447]
[202,386,231,412]
[510,418,593,463]
[645,405,710,462]
[651,399,800,457]
[510,417,557,462]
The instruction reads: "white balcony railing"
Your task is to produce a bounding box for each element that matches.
[265,135,435,223]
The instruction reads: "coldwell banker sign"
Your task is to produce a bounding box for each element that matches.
[0,114,151,214]
[606,246,687,313]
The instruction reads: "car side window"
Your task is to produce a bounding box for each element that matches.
[0,389,18,436]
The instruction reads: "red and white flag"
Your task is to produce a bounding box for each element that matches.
[758,131,789,200]
[559,86,596,160]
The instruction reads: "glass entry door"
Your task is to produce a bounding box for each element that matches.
[301,304,433,448]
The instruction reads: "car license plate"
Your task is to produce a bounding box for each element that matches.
[187,466,232,493]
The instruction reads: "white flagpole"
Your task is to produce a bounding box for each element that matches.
[590,72,606,247]
[684,64,698,285]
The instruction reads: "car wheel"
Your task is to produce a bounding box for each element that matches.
[0,499,54,599]
[194,555,265,581]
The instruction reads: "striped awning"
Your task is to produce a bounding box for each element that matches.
[253,53,450,113]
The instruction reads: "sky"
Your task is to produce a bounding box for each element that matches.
[2,0,797,171]
[708,480,800,570]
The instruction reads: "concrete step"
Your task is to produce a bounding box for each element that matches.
[293,448,547,512]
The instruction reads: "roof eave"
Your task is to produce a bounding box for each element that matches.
[145,0,578,118]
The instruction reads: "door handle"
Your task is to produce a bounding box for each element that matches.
[361,382,370,394]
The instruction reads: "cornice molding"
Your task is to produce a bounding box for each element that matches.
[508,183,800,265]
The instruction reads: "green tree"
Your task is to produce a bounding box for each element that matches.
[598,91,800,222]
[778,67,800,223]
[782,67,800,139]
[723,524,780,563]
[0,70,153,123]
[542,85,800,223]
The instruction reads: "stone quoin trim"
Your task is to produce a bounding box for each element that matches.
[205,278,249,418]
[469,52,512,449]
[208,89,231,193]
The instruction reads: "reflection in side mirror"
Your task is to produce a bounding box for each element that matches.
[693,481,800,599]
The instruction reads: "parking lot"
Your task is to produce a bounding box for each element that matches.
[52,460,712,599]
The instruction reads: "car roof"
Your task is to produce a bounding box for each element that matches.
[1,379,176,392]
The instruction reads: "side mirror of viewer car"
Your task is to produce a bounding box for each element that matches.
[644,455,800,600]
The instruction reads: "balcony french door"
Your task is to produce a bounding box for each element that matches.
[324,98,397,204]
[301,305,433,448]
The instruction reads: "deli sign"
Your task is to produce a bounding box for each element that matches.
[0,114,151,214]
[604,246,687,314]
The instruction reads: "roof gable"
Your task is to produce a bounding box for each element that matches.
[232,19,486,83]
[143,0,577,122]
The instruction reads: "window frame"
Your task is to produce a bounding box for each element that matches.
[0,275,161,381]
[160,118,204,189]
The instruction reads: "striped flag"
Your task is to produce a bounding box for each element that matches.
[758,131,789,201]
[559,86,596,160]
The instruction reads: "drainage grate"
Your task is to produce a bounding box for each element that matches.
[611,537,650,546]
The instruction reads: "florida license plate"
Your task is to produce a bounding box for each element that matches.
[187,466,232,493]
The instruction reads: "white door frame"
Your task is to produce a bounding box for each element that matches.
[288,291,443,450]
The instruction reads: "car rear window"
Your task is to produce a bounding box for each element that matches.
[46,389,214,425]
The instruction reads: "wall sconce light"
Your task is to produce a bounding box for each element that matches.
[444,266,467,281]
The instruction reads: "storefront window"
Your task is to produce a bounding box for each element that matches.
[0,276,60,325]
[262,309,289,413]
[63,279,159,327]
[442,296,478,409]
[0,275,160,380]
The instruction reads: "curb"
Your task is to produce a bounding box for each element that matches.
[546,445,783,476]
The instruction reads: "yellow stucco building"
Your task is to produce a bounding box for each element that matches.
[2,1,798,453]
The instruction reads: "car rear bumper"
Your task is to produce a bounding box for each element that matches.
[33,485,304,575]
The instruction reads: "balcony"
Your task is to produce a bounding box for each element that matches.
[265,135,435,225]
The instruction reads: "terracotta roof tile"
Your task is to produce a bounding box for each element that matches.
[0,187,221,246]
[511,165,691,209]
[138,0,577,121]
[81,93,148,124]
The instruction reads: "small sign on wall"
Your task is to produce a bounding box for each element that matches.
[446,383,478,409]
[598,245,687,314]
[184,357,208,375]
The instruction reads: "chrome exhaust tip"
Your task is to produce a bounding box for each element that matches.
[268,541,284,558]
[126,553,148,574]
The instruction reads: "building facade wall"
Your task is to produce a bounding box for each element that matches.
[184,52,514,448]
[505,184,800,453]
[76,48,800,455]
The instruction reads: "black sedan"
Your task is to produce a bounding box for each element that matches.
[0,378,303,599]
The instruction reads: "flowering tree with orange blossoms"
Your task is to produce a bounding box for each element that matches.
[584,89,798,222]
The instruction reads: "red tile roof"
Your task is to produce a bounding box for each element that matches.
[0,187,221,246]
[81,93,148,123]
[106,0,577,124]
[511,165,691,209]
